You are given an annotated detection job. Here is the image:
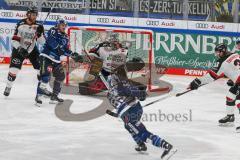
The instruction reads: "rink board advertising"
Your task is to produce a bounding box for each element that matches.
[0,10,240,76]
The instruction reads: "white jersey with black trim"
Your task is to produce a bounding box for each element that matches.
[12,18,45,53]
[200,53,240,84]
[89,43,128,73]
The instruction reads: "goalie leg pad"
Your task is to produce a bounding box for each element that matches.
[88,56,103,76]
[78,77,107,95]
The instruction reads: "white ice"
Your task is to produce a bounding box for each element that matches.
[0,65,240,160]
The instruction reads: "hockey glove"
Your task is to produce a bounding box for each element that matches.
[189,78,201,90]
[132,89,147,101]
[36,25,44,38]
[71,52,83,63]
[18,47,28,58]
[227,79,234,87]
[57,45,65,55]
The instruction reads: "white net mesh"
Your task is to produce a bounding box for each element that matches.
[67,27,157,91]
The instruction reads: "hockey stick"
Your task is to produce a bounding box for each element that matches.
[106,94,174,118]
[175,84,207,97]
[106,83,208,117]
[175,89,192,97]
[143,93,173,107]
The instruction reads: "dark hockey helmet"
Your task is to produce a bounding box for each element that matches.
[56,18,68,26]
[215,43,227,53]
[26,7,38,15]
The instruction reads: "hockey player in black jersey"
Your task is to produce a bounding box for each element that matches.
[106,65,177,159]
[188,44,240,132]
[3,7,45,97]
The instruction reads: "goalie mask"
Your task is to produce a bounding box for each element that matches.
[108,33,122,50]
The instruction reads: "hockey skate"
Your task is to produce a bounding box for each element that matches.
[35,94,43,107]
[3,86,11,97]
[219,115,235,127]
[135,142,147,152]
[161,140,177,160]
[41,88,52,98]
[236,126,240,133]
[49,94,64,104]
[38,83,52,97]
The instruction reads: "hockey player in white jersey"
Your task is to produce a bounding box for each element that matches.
[188,44,240,132]
[3,7,45,97]
[106,65,177,159]
[78,33,144,95]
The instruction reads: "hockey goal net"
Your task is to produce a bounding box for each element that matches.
[66,26,166,92]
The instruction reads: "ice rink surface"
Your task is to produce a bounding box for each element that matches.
[0,65,240,160]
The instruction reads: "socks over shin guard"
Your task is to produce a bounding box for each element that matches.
[6,72,17,88]
[53,80,62,95]
[150,135,162,147]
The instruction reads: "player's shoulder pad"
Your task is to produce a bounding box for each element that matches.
[47,27,58,37]
[17,19,26,26]
[36,21,43,26]
[101,41,110,47]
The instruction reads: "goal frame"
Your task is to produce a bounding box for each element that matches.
[66,26,156,91]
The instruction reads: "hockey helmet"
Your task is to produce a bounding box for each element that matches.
[215,43,227,53]
[56,18,68,27]
[27,7,38,15]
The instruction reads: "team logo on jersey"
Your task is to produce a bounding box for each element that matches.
[12,58,21,65]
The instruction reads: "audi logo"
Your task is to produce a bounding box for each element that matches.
[196,23,209,29]
[48,15,62,20]
[146,20,160,26]
[1,12,13,17]
[97,18,110,23]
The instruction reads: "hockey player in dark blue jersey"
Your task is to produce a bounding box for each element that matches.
[106,66,177,159]
[35,19,83,105]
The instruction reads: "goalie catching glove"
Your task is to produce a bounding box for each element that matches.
[126,57,145,72]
